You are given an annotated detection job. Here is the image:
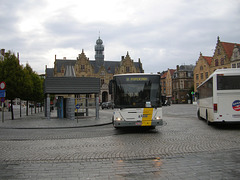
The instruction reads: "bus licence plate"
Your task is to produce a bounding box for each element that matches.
[232,114,240,118]
[136,122,142,125]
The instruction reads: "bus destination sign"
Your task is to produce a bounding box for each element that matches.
[126,77,148,81]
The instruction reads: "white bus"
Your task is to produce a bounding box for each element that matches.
[109,74,163,128]
[197,69,240,124]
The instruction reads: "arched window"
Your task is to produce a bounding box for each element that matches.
[215,59,219,66]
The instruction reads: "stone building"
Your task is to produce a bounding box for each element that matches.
[231,44,240,68]
[46,37,144,103]
[172,65,194,104]
[194,37,240,92]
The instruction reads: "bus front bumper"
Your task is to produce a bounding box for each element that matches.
[113,119,163,127]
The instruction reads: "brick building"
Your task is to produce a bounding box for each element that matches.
[194,37,240,92]
[193,53,212,91]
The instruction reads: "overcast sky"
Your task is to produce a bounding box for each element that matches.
[1,0,240,74]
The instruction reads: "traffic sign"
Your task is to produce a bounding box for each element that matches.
[0,81,6,90]
[0,97,5,102]
[76,104,80,109]
[0,90,6,97]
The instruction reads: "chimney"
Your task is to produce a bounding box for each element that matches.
[0,49,5,56]
[177,65,179,71]
[63,57,66,60]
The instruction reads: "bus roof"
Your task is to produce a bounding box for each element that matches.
[197,68,240,89]
[114,73,160,77]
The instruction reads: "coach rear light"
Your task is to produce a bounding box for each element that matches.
[213,103,218,113]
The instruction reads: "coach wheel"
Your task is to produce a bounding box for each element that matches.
[206,111,212,125]
[197,110,203,120]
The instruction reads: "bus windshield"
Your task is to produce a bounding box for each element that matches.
[114,75,161,108]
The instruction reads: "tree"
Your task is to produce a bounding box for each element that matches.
[21,64,34,116]
[31,72,44,113]
[0,51,23,119]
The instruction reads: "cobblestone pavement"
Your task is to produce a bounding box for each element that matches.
[0,105,240,179]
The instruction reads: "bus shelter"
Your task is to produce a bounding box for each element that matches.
[44,77,100,120]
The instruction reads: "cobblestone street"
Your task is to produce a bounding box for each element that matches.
[0,104,240,179]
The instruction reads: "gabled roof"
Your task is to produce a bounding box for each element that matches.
[221,42,240,59]
[161,72,168,79]
[202,56,212,66]
[53,59,143,75]
[168,69,176,76]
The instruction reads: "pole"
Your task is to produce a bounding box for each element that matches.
[77,108,79,123]
[2,103,4,123]
[95,94,99,120]
[20,99,22,117]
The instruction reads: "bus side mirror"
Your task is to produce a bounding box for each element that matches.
[109,80,113,94]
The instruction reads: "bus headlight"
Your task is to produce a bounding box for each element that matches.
[115,117,122,121]
[155,116,162,120]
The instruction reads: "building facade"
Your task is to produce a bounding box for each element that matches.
[193,53,212,91]
[172,65,194,104]
[165,69,176,103]
[194,37,240,92]
[46,37,144,103]
[231,44,240,68]
[160,71,167,98]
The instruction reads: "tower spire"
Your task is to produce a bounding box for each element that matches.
[95,35,104,67]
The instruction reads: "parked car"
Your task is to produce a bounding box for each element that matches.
[101,102,114,109]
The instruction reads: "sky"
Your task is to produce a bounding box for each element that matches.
[1,0,240,74]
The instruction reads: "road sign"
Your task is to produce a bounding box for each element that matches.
[76,104,80,109]
[0,90,6,97]
[0,97,5,102]
[0,81,6,90]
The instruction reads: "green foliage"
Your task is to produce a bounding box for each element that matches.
[0,51,44,103]
[0,52,22,100]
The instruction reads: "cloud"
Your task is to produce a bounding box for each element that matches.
[0,0,240,74]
